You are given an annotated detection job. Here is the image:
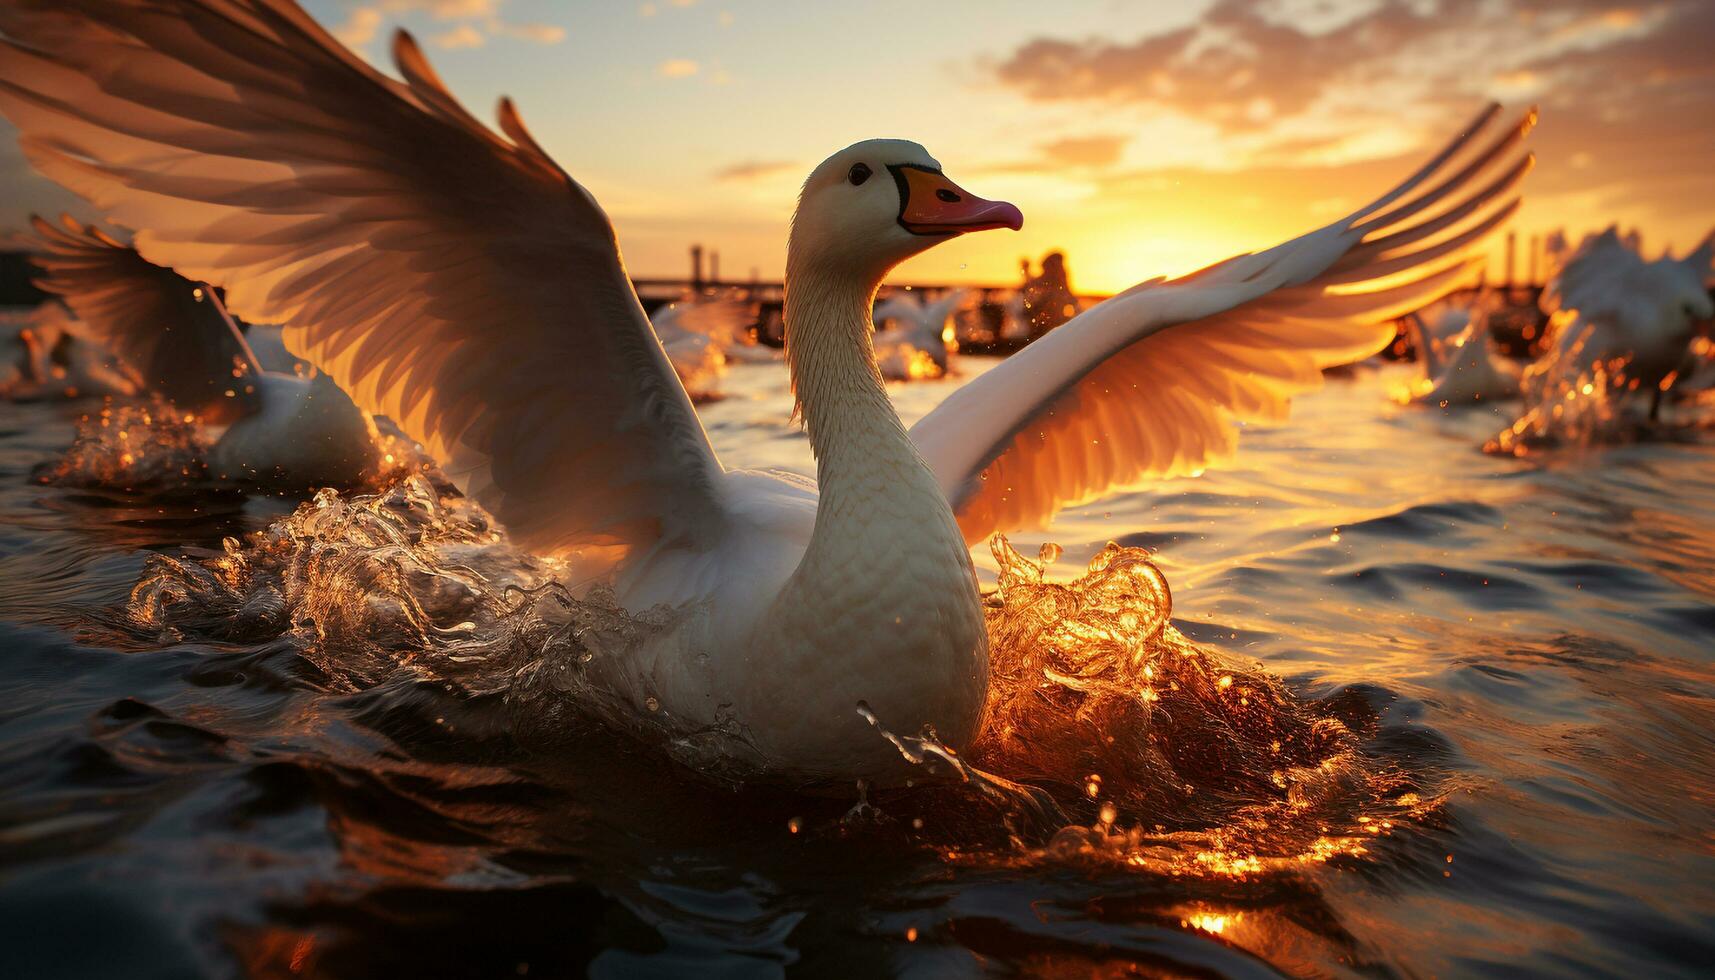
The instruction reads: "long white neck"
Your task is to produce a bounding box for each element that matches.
[730,239,988,776]
[783,256,940,515]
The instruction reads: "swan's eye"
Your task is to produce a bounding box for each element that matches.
[936,188,961,203]
[848,163,872,186]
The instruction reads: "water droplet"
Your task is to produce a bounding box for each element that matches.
[645,697,659,712]
[905,926,918,942]
[1099,802,1117,826]
[787,817,802,834]
[1037,542,1063,564]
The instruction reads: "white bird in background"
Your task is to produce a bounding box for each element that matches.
[646,291,772,400]
[0,302,138,402]
[28,216,381,488]
[1404,299,1520,405]
[0,0,1533,783]
[871,289,967,381]
[1538,226,1714,418]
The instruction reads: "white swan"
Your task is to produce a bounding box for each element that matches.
[647,292,770,400]
[871,289,966,380]
[1404,301,1520,405]
[1538,226,1714,417]
[28,216,380,487]
[0,1,1532,782]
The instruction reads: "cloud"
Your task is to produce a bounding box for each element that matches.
[991,1,1702,131]
[714,159,798,182]
[431,23,485,49]
[335,0,565,52]
[986,0,1715,244]
[409,0,501,18]
[658,59,699,79]
[1038,134,1128,169]
[493,22,565,44]
[334,8,384,46]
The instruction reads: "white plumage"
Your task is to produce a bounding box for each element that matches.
[0,0,1533,782]
[647,292,772,400]
[871,289,966,380]
[1538,227,1713,411]
[1404,302,1520,406]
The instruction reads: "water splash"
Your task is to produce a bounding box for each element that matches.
[38,397,210,488]
[39,395,422,491]
[875,339,948,381]
[861,536,1433,877]
[1486,311,1677,455]
[116,474,758,775]
[115,478,1431,877]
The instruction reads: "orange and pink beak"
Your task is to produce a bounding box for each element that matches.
[890,164,1023,236]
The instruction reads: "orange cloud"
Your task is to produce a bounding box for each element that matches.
[714,160,799,182]
[1038,134,1129,169]
[985,0,1715,264]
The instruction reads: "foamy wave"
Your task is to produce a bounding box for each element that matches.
[118,477,1432,874]
[39,398,210,488]
[862,536,1433,874]
[1486,313,1686,455]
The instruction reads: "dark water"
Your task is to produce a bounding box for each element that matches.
[2,359,1713,978]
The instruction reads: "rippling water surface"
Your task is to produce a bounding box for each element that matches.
[2,353,1713,978]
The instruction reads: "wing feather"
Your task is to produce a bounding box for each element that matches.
[0,0,726,558]
[27,214,262,419]
[911,105,1534,544]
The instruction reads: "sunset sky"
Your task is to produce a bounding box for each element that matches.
[3,0,1712,295]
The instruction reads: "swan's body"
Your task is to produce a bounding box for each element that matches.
[1537,227,1713,411]
[871,290,966,380]
[28,217,379,488]
[0,0,1534,782]
[1407,305,1520,405]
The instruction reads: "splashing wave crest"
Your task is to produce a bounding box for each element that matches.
[40,398,209,488]
[1486,312,1666,455]
[914,537,1432,874]
[119,476,1433,875]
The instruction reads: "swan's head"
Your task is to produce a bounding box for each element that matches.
[789,140,1021,279]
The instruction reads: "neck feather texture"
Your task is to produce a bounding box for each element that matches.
[782,255,950,532]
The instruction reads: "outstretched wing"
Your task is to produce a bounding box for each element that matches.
[28,214,262,419]
[911,104,1534,545]
[0,0,725,558]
